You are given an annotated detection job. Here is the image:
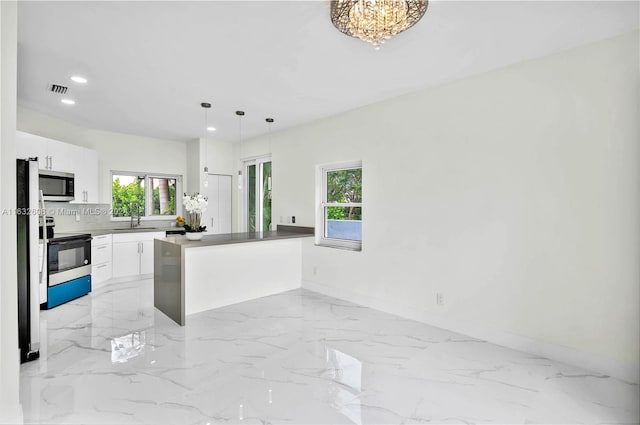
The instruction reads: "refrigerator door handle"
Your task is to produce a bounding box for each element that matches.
[28,162,41,354]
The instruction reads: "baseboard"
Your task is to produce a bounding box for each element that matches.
[302,279,639,384]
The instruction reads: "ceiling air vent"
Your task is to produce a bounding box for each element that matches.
[48,83,68,95]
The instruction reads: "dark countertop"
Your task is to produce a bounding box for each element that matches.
[159,228,314,248]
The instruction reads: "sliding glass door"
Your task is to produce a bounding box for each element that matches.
[243,156,272,232]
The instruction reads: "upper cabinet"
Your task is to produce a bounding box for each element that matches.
[73,148,99,204]
[15,131,99,203]
[15,131,48,170]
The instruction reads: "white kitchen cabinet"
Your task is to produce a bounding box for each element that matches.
[201,174,232,235]
[70,147,99,204]
[16,131,48,169]
[112,232,164,278]
[16,130,70,172]
[91,234,113,285]
[45,138,71,172]
[112,242,140,278]
[16,131,99,203]
[139,240,155,275]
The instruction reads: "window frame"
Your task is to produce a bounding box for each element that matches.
[110,170,183,221]
[315,160,362,251]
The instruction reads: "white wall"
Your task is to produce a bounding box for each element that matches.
[0,1,23,422]
[17,107,188,205]
[234,31,640,382]
[186,139,200,195]
[186,136,234,195]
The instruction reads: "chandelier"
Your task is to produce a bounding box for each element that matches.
[330,0,428,49]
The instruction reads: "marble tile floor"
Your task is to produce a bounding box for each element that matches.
[20,278,639,425]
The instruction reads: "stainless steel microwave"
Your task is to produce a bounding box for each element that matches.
[39,170,75,202]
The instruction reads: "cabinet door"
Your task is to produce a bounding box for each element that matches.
[45,138,71,172]
[92,263,113,284]
[83,149,99,203]
[201,174,219,234]
[16,131,48,169]
[201,174,231,235]
[112,242,140,278]
[139,240,155,275]
[70,146,99,204]
[218,175,232,233]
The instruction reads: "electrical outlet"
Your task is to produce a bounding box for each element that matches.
[75,211,81,222]
[436,293,444,306]
[280,216,284,223]
[292,216,296,224]
[287,216,291,224]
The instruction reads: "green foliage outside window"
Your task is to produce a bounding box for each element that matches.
[326,168,362,220]
[263,162,272,231]
[112,177,144,217]
[152,180,176,215]
[112,175,176,217]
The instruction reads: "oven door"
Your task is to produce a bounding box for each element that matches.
[48,237,92,286]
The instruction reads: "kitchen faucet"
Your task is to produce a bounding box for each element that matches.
[130,202,141,228]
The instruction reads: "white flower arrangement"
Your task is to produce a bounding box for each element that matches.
[183,193,208,233]
[183,193,208,214]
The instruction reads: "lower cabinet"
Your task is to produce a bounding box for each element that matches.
[112,232,164,279]
[91,234,113,285]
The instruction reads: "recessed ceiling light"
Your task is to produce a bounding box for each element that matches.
[207,126,216,132]
[61,99,75,105]
[70,76,87,84]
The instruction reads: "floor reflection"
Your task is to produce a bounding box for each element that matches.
[111,331,146,363]
[18,278,639,425]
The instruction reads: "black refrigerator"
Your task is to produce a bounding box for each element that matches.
[17,158,42,363]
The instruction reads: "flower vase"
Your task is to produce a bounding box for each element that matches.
[188,212,201,230]
[185,232,203,241]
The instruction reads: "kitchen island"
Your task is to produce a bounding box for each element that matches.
[153,226,313,325]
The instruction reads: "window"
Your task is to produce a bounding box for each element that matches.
[316,161,362,250]
[111,171,182,219]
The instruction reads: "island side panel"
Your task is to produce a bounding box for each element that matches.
[154,239,185,325]
[184,238,304,317]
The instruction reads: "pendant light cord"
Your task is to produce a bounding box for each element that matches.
[204,107,208,172]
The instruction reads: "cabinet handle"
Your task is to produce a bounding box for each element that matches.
[211,218,213,228]
[84,190,88,202]
[96,246,107,250]
[49,156,53,170]
[96,264,107,269]
[141,242,144,254]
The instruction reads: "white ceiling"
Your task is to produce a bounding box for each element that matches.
[17,1,639,143]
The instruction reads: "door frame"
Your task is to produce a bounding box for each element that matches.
[241,154,272,232]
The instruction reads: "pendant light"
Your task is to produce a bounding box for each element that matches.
[201,102,211,188]
[265,118,274,191]
[236,110,245,190]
